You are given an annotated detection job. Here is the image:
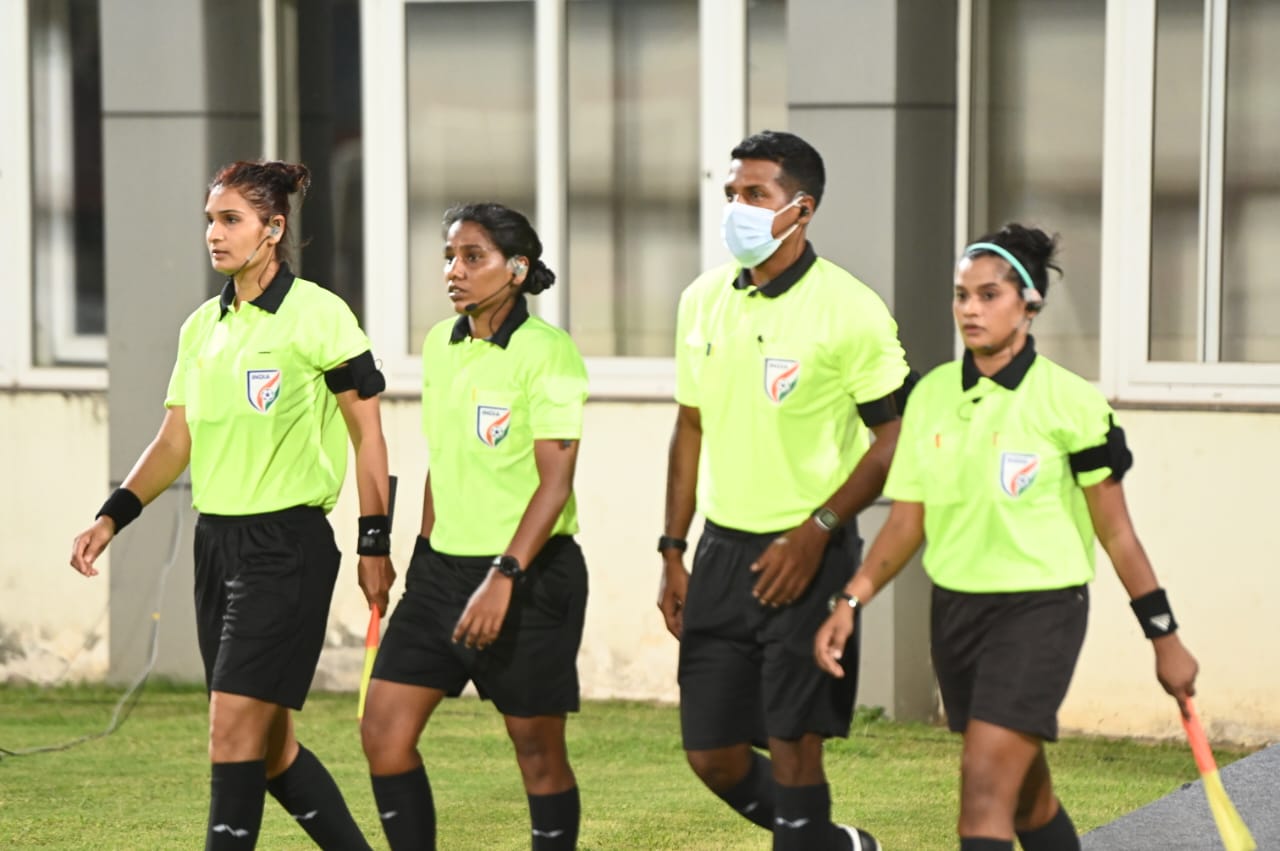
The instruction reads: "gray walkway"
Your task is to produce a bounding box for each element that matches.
[1082,743,1278,850]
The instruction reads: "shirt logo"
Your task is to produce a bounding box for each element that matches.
[1000,452,1040,497]
[476,405,512,447]
[763,358,800,404]
[246,369,282,413]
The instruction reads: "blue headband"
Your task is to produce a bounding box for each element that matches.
[963,242,1043,305]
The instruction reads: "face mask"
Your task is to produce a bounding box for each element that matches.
[721,196,803,268]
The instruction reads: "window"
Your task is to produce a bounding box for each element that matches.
[967,0,1106,381]
[566,0,700,357]
[404,1,536,354]
[28,0,105,367]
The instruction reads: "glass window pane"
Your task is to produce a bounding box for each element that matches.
[405,2,535,354]
[566,0,699,357]
[1149,0,1203,362]
[1221,0,1280,363]
[747,0,787,135]
[970,0,1104,380]
[29,0,104,366]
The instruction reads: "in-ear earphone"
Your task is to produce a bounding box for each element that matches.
[510,259,528,277]
[269,224,281,237]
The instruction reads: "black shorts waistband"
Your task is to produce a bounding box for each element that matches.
[431,534,576,570]
[197,505,326,527]
[703,517,852,544]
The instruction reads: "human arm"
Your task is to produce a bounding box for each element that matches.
[657,404,702,639]
[813,500,924,677]
[1084,477,1198,708]
[337,391,396,615]
[452,438,580,649]
[70,407,192,577]
[751,416,902,606]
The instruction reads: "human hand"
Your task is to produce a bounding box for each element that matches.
[358,554,396,616]
[452,571,515,650]
[657,554,689,639]
[750,521,826,607]
[814,605,857,678]
[1153,634,1199,714]
[69,517,116,578]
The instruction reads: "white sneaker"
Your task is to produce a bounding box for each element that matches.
[838,823,883,851]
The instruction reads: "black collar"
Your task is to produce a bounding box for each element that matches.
[962,335,1038,391]
[218,263,296,318]
[449,294,531,350]
[732,242,818,298]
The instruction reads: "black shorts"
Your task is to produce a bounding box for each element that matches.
[194,506,341,711]
[373,535,588,718]
[678,520,862,750]
[931,584,1089,742]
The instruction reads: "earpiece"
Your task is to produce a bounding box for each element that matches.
[798,207,810,218]
[269,224,281,237]
[510,259,528,277]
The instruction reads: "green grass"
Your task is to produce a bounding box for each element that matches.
[0,683,1254,850]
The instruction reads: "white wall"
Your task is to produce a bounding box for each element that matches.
[3,393,1277,744]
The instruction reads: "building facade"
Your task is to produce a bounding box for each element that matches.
[2,0,1277,742]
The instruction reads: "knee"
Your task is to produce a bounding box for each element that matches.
[208,718,267,764]
[360,707,415,772]
[685,749,747,793]
[959,750,1015,819]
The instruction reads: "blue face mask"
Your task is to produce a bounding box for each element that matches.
[721,196,803,268]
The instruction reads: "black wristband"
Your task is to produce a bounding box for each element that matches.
[658,535,687,554]
[96,488,143,533]
[1130,588,1178,639]
[357,514,391,556]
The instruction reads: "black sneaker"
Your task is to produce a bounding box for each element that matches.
[838,824,883,851]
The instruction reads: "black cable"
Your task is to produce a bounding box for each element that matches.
[0,473,188,760]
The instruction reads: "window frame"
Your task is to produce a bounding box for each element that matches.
[364,0,748,399]
[959,0,1280,406]
[2,0,106,390]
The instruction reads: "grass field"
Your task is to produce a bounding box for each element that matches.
[0,683,1252,850]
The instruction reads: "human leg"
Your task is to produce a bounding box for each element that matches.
[1014,748,1079,850]
[264,708,372,850]
[361,679,447,851]
[505,714,578,850]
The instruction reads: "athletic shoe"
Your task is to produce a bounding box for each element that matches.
[838,823,883,851]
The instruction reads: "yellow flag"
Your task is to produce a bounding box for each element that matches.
[1181,699,1256,851]
[357,608,381,720]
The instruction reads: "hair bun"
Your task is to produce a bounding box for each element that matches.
[523,259,557,295]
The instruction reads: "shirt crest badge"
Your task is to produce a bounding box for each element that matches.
[764,358,800,404]
[246,369,282,413]
[476,405,512,447]
[1000,452,1040,497]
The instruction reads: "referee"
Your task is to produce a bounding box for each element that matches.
[360,203,589,851]
[660,131,912,851]
[815,224,1199,851]
[70,160,394,850]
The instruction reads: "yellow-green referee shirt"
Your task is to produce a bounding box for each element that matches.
[165,265,370,515]
[675,243,909,533]
[884,338,1127,593]
[422,297,589,556]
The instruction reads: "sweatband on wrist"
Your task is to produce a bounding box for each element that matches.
[357,514,391,556]
[1130,588,1178,639]
[96,488,143,532]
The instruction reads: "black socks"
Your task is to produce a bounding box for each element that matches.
[266,745,371,850]
[528,786,580,850]
[207,760,266,850]
[714,751,775,830]
[1016,803,1080,850]
[370,765,436,850]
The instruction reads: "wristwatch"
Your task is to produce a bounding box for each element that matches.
[827,591,861,613]
[491,554,524,582]
[811,506,840,533]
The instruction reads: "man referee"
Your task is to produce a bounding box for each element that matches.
[658,130,911,851]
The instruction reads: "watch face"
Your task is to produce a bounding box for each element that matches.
[814,507,840,531]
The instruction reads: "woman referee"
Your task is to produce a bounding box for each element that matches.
[814,224,1199,851]
[360,203,590,850]
[71,160,394,850]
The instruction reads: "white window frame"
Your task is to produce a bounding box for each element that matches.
[0,0,105,390]
[363,0,747,399]
[958,0,1280,405]
[1105,0,1280,404]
